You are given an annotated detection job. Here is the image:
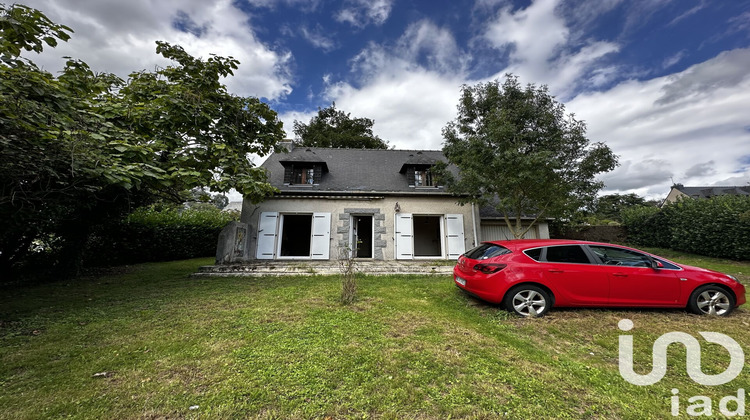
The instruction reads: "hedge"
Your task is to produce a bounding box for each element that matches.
[621,196,750,260]
[84,205,239,266]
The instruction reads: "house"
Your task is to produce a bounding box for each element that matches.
[662,183,750,206]
[216,144,549,263]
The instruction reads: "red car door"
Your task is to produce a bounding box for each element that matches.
[587,245,681,306]
[541,245,610,305]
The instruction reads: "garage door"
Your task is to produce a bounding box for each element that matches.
[480,223,538,241]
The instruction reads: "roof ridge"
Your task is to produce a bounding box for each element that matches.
[286,147,442,152]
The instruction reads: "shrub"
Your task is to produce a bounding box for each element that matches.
[621,196,750,261]
[668,196,750,260]
[84,205,239,266]
[620,205,673,248]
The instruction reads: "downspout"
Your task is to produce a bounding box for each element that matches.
[471,202,479,247]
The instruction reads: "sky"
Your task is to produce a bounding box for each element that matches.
[18,0,750,200]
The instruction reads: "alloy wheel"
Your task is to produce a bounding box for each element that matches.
[512,289,547,317]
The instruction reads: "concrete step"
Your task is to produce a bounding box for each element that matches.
[193,260,455,277]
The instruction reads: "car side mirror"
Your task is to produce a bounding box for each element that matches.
[650,259,663,269]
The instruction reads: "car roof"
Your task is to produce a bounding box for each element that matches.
[484,239,612,251]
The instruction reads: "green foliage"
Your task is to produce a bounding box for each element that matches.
[436,75,618,238]
[0,4,283,277]
[588,193,648,223]
[84,205,239,265]
[293,102,389,149]
[622,196,750,260]
[0,3,71,65]
[620,205,672,247]
[186,187,229,209]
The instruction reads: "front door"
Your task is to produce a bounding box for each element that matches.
[352,215,373,258]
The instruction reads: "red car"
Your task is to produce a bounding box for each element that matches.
[453,239,746,317]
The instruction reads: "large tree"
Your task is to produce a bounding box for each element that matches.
[0,4,284,276]
[292,103,389,149]
[437,75,618,238]
[591,193,649,222]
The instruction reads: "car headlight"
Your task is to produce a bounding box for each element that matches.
[727,275,741,284]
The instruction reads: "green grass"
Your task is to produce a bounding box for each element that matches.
[1,251,749,419]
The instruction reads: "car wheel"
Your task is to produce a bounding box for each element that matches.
[688,285,735,316]
[504,285,551,317]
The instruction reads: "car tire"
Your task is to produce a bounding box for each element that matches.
[687,285,735,316]
[504,285,552,317]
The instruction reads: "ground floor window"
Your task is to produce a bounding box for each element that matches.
[413,215,442,257]
[256,212,330,260]
[395,213,465,260]
[280,214,312,257]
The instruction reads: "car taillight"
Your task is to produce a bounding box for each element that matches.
[473,263,507,274]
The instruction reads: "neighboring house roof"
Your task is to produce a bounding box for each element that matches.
[673,184,750,199]
[261,146,459,195]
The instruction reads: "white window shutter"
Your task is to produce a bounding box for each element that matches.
[256,212,278,259]
[311,212,331,260]
[445,214,465,259]
[395,213,413,260]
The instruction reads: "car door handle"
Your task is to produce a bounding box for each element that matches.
[548,269,564,273]
[613,273,627,277]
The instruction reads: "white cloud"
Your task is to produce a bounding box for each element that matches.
[21,0,292,100]
[657,48,750,104]
[482,0,619,98]
[397,20,466,74]
[685,161,716,178]
[662,49,687,70]
[567,48,750,198]
[668,0,707,26]
[320,70,464,150]
[335,0,393,28]
[300,24,337,52]
[600,159,674,191]
[278,19,467,149]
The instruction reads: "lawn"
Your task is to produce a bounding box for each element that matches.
[1,251,749,419]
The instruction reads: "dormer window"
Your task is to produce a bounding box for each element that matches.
[293,167,315,185]
[279,148,329,186]
[283,163,325,185]
[399,151,440,188]
[414,169,434,187]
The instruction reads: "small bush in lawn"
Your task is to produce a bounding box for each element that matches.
[338,247,357,305]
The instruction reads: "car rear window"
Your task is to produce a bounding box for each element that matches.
[524,248,542,261]
[464,243,510,260]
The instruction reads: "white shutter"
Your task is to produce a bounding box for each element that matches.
[445,214,465,259]
[395,213,413,260]
[311,212,331,260]
[255,212,278,259]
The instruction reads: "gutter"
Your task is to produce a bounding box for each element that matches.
[274,189,470,198]
[471,202,479,247]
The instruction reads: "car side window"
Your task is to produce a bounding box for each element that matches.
[588,245,652,268]
[543,245,591,264]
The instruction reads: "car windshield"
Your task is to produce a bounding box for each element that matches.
[464,243,510,260]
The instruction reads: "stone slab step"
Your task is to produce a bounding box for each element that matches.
[193,261,455,277]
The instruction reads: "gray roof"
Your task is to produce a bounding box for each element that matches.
[261,147,459,194]
[675,185,750,199]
